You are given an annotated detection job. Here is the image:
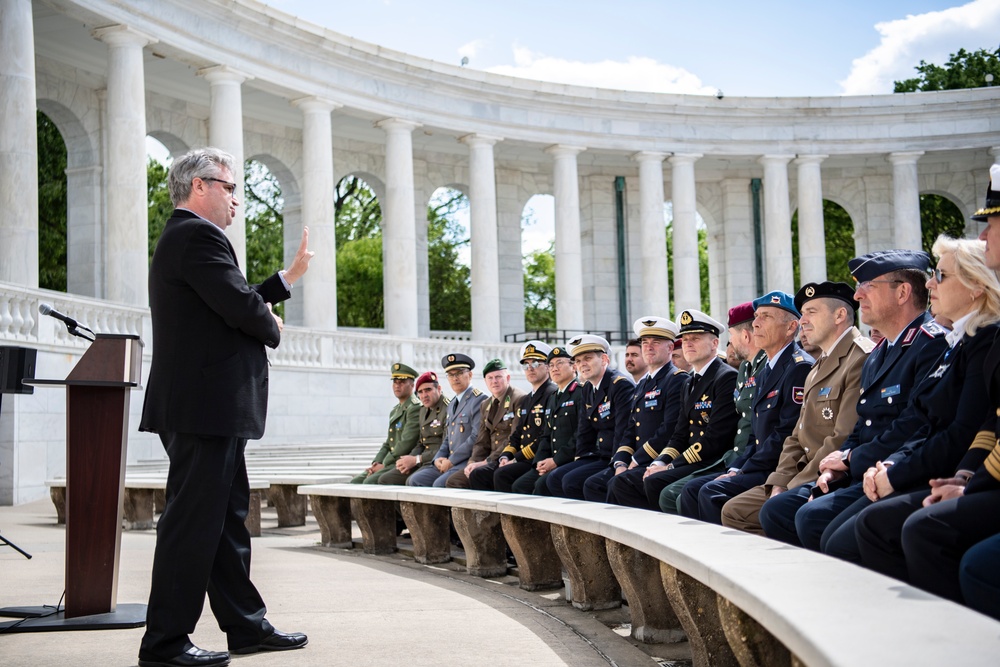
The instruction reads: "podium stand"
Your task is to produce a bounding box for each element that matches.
[0,334,147,632]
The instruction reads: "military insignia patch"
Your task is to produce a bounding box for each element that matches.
[448,354,456,362]
[680,311,693,326]
[792,387,805,404]
[643,319,657,327]
[525,343,536,355]
[805,285,815,298]
[569,337,582,346]
[552,348,561,355]
[821,407,834,420]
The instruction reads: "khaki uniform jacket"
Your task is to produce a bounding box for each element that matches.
[469,385,528,464]
[414,395,451,466]
[371,395,422,467]
[766,327,873,491]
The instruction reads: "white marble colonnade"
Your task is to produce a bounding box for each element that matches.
[633,151,669,317]
[463,134,503,342]
[547,145,585,333]
[671,153,702,314]
[889,151,924,251]
[759,155,795,293]
[796,155,828,285]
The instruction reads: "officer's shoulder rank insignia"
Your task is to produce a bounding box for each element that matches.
[472,387,483,396]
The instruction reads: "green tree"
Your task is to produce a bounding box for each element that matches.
[427,191,471,331]
[335,175,384,328]
[894,47,1000,92]
[37,111,67,291]
[243,160,284,288]
[523,242,556,330]
[920,194,967,257]
[790,200,855,288]
[147,157,172,260]
[664,221,711,314]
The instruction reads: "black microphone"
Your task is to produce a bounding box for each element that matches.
[39,303,79,329]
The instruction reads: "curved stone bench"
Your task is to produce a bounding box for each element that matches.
[298,483,1000,667]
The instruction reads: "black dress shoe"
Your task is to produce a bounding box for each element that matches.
[230,629,308,654]
[138,645,231,667]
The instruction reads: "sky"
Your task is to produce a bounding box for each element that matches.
[263,0,1000,97]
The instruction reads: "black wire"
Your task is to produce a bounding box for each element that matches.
[0,590,65,634]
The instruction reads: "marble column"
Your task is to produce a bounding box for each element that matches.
[199,66,251,273]
[94,25,155,306]
[461,134,503,342]
[721,179,756,307]
[292,97,340,331]
[670,153,702,314]
[546,145,586,333]
[758,155,795,293]
[991,146,1000,166]
[888,151,924,251]
[631,152,669,317]
[0,0,38,287]
[795,155,828,285]
[377,118,420,339]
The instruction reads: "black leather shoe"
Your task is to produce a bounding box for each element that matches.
[138,645,231,667]
[230,629,308,654]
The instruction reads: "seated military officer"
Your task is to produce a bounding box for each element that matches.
[583,316,686,502]
[607,310,739,511]
[509,345,586,495]
[474,341,557,492]
[543,335,634,499]
[351,363,421,484]
[383,371,451,485]
[679,292,814,524]
[624,338,649,383]
[446,359,526,489]
[720,282,871,534]
[408,353,487,487]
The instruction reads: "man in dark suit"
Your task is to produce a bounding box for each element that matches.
[678,293,814,524]
[138,148,313,667]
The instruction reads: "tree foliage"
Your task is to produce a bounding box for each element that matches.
[790,200,855,288]
[920,194,967,257]
[243,160,284,288]
[894,47,1000,92]
[664,219,711,314]
[523,242,556,330]
[147,157,172,261]
[37,112,67,291]
[427,191,471,331]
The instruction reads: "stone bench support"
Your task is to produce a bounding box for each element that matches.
[717,596,797,667]
[606,540,684,644]
[269,484,308,527]
[351,497,397,555]
[400,501,451,564]
[451,507,507,577]
[550,524,621,611]
[310,495,353,547]
[661,562,739,667]
[500,515,562,591]
[123,488,156,530]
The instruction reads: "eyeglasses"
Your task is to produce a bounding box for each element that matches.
[855,279,902,292]
[201,177,237,196]
[521,360,547,369]
[445,370,469,379]
[929,268,950,283]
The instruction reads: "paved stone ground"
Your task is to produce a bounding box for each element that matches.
[0,499,690,667]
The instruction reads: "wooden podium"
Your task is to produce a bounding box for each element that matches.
[0,334,147,632]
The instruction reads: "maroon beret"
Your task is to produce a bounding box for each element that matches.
[415,371,438,390]
[728,302,754,327]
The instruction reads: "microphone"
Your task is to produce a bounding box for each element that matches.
[39,303,79,329]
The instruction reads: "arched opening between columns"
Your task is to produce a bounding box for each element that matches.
[426,186,471,333]
[36,110,67,292]
[790,199,856,287]
[522,194,555,331]
[335,173,385,329]
[920,192,967,254]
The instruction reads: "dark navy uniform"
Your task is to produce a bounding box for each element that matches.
[680,341,814,523]
[490,378,557,492]
[511,378,585,495]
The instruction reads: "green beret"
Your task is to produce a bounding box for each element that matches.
[482,358,507,376]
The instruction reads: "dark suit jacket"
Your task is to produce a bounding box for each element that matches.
[658,357,739,468]
[139,209,291,440]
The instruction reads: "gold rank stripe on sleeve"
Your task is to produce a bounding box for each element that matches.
[682,443,703,464]
[969,430,996,452]
[642,442,658,459]
[521,444,535,459]
[617,445,635,455]
[985,445,1000,483]
[661,447,680,460]
[502,444,517,455]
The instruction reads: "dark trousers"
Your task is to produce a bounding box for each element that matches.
[468,461,500,490]
[140,432,270,659]
[901,489,1000,605]
[795,483,868,553]
[582,467,615,502]
[961,532,1000,621]
[544,457,608,499]
[679,471,766,524]
[493,460,533,492]
[855,489,932,581]
[510,467,544,495]
[606,467,654,510]
[759,484,812,545]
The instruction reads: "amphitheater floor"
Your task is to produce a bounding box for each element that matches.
[0,499,690,667]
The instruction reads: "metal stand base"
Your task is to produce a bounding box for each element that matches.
[0,603,146,633]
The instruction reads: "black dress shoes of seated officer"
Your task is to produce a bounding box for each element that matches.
[230,628,309,654]
[137,645,231,667]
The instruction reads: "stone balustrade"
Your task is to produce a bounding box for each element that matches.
[299,483,1000,667]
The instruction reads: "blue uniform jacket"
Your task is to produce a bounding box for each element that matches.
[613,362,687,467]
[574,368,635,460]
[658,357,740,468]
[732,342,814,476]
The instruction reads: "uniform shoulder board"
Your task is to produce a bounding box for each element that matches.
[793,353,806,363]
[472,387,484,396]
[853,335,876,354]
[410,394,422,405]
[673,368,686,375]
[920,321,948,338]
[442,395,453,405]
[613,375,629,384]
[568,380,579,391]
